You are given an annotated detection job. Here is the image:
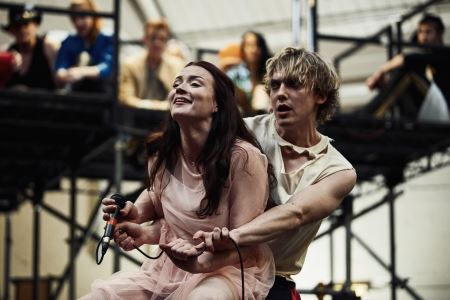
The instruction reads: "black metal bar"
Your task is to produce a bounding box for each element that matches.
[0,2,115,19]
[39,202,142,266]
[69,170,77,300]
[333,25,391,63]
[387,26,394,60]
[3,214,12,300]
[329,0,444,68]
[113,0,123,267]
[396,21,403,55]
[388,189,397,300]
[315,191,403,240]
[50,181,113,300]
[329,229,334,284]
[196,48,219,61]
[352,233,424,300]
[318,33,381,44]
[112,0,121,111]
[32,186,44,300]
[113,133,125,272]
[399,0,445,22]
[343,196,353,290]
[309,0,318,52]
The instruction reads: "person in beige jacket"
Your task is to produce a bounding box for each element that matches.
[119,19,185,110]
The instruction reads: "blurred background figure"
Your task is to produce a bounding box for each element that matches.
[55,0,113,93]
[0,4,58,90]
[217,42,241,72]
[119,19,185,111]
[226,31,272,116]
[365,14,449,122]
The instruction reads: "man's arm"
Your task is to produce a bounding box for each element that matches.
[230,169,356,246]
[366,54,405,90]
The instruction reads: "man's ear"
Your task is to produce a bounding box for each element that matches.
[316,96,326,105]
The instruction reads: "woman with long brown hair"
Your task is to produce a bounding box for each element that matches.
[81,61,275,299]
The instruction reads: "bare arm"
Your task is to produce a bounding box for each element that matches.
[56,65,101,84]
[366,54,405,90]
[229,169,356,246]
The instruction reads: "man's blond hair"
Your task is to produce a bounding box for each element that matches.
[264,47,340,123]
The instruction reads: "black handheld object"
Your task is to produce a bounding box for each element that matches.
[96,193,126,264]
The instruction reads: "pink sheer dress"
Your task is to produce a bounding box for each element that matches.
[81,140,275,299]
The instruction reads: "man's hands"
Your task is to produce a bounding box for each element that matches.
[366,70,386,90]
[193,227,236,252]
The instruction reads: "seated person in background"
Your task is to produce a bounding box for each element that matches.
[55,0,113,93]
[217,43,242,73]
[226,31,272,116]
[365,14,450,120]
[1,4,58,90]
[119,19,185,111]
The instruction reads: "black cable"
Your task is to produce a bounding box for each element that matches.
[96,236,244,299]
[229,237,245,300]
[95,237,105,265]
[133,244,163,259]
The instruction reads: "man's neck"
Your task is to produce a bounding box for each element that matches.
[147,54,162,70]
[275,122,321,148]
[18,36,37,53]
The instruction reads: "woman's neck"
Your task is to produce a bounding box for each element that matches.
[179,124,210,162]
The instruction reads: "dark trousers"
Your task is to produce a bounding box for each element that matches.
[266,276,301,300]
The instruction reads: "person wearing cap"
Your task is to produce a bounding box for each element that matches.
[1,4,58,90]
[54,0,113,93]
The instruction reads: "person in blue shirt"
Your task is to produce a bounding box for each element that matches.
[55,0,113,93]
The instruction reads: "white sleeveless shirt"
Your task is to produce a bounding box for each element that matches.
[245,114,353,277]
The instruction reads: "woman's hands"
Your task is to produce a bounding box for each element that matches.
[160,239,208,273]
[113,222,146,251]
[102,197,140,223]
[160,238,205,261]
[113,220,163,251]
